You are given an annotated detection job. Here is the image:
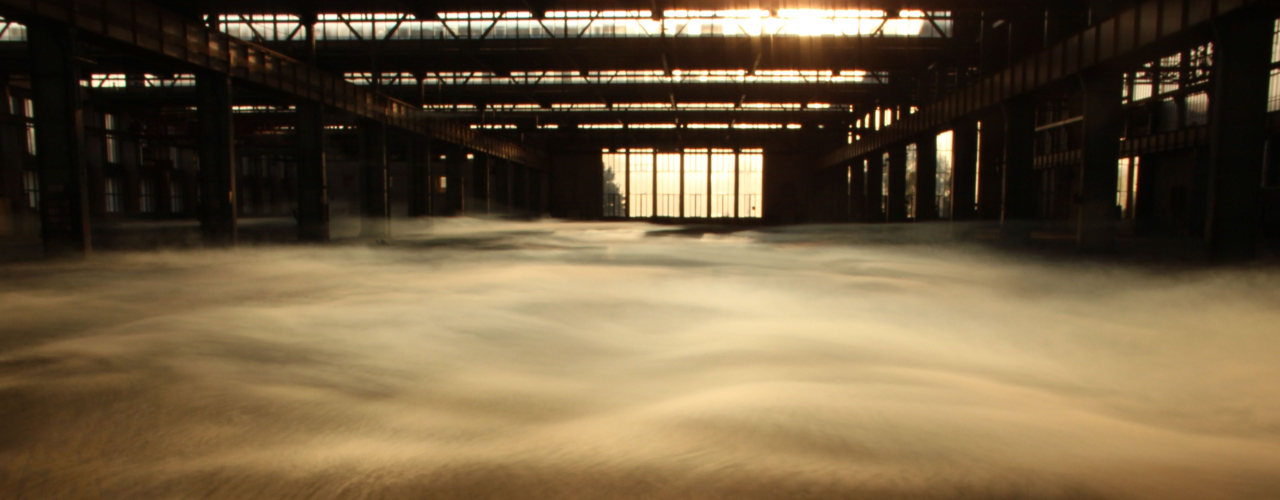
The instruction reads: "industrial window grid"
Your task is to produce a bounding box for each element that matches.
[602,149,763,219]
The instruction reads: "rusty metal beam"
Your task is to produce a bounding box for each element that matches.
[819,0,1266,169]
[0,0,544,167]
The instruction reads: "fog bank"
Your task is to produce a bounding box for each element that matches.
[2,219,1279,499]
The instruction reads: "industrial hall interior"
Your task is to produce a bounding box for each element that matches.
[2,1,1280,499]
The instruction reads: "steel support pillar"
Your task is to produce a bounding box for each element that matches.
[197,70,237,246]
[471,154,489,214]
[1001,98,1036,235]
[952,121,979,220]
[866,156,884,222]
[360,120,389,238]
[28,21,90,257]
[886,145,908,222]
[916,134,938,221]
[1205,10,1273,261]
[848,161,866,222]
[295,101,328,241]
[977,114,1005,220]
[1077,70,1124,252]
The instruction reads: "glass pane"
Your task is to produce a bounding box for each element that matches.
[683,150,708,218]
[603,152,627,217]
[737,152,763,218]
[711,150,735,217]
[936,131,954,219]
[656,153,681,217]
[628,151,654,217]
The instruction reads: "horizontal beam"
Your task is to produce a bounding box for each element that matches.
[819,0,1264,169]
[0,0,543,167]
[147,0,1054,16]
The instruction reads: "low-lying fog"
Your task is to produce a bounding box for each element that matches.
[2,219,1279,499]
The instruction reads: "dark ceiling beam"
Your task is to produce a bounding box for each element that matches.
[0,0,544,166]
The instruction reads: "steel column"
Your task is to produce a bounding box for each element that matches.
[295,101,328,241]
[886,145,908,222]
[916,134,939,221]
[1077,70,1124,252]
[951,121,979,220]
[28,20,90,257]
[1001,98,1036,233]
[197,70,237,246]
[1204,10,1273,261]
[360,119,389,238]
[866,156,884,222]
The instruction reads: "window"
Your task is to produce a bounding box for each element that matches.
[22,170,38,209]
[974,122,983,206]
[602,151,627,217]
[683,150,708,217]
[1117,157,1140,219]
[170,181,184,213]
[600,148,764,218]
[1184,92,1209,127]
[905,143,918,219]
[22,98,35,156]
[936,131,955,219]
[881,152,890,216]
[104,177,122,213]
[139,179,156,213]
[104,114,121,164]
[655,153,681,217]
[737,150,763,218]
[628,150,654,217]
[710,149,734,217]
[436,176,448,193]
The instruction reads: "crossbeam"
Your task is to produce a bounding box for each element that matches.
[0,0,544,167]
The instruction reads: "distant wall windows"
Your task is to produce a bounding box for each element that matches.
[880,152,890,216]
[22,170,38,209]
[21,98,35,156]
[683,150,708,217]
[737,150,763,218]
[1118,157,1140,219]
[170,181,184,214]
[904,143,918,220]
[139,179,156,213]
[628,150,654,218]
[656,153,681,217]
[601,149,764,218]
[104,114,122,164]
[710,150,735,217]
[936,130,955,219]
[104,177,122,213]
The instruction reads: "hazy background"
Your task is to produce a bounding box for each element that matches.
[1,219,1279,499]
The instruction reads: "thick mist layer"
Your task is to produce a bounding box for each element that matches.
[2,219,1279,499]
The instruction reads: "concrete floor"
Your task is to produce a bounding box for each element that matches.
[1,219,1279,499]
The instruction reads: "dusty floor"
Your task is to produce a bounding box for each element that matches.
[1,219,1279,499]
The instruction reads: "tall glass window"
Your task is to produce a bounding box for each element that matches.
[170,180,184,214]
[602,151,627,217]
[139,179,155,213]
[22,170,39,209]
[710,149,735,217]
[105,114,122,164]
[22,98,35,156]
[1118,157,1140,219]
[905,144,918,220]
[880,152,890,216]
[104,177,122,213]
[656,153,681,217]
[600,149,764,219]
[628,149,654,218]
[683,149,708,217]
[936,130,955,219]
[737,150,763,218]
